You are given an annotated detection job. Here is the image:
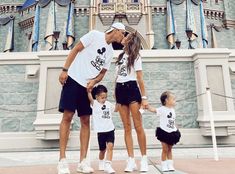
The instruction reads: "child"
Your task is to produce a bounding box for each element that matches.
[88,85,117,174]
[147,91,181,172]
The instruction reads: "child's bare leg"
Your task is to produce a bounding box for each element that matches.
[161,142,168,161]
[99,149,106,160]
[167,144,173,160]
[105,142,114,161]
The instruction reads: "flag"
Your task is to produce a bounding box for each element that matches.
[66,2,75,49]
[44,1,56,50]
[199,0,208,48]
[166,0,175,49]
[4,18,14,52]
[186,0,198,40]
[32,4,40,51]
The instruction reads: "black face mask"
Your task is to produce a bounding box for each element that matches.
[101,105,106,110]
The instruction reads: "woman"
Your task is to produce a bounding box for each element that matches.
[115,32,149,172]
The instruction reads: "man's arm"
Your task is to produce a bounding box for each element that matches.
[59,41,84,85]
[87,68,107,91]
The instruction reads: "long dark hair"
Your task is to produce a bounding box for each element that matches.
[91,85,108,99]
[115,32,141,73]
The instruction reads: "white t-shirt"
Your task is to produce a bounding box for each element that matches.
[156,106,177,133]
[116,53,142,83]
[92,100,115,133]
[68,30,114,87]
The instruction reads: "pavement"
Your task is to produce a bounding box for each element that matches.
[0,146,235,174]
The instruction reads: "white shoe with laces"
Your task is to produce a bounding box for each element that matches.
[124,157,137,172]
[57,158,70,174]
[104,161,115,174]
[77,159,94,173]
[140,155,149,172]
[99,160,105,171]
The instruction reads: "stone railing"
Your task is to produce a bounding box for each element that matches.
[0,3,22,14]
[98,2,143,25]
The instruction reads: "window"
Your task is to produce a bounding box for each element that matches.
[102,0,109,3]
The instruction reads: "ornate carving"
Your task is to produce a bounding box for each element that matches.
[18,16,34,30]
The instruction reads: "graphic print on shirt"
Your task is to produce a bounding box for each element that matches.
[166,112,175,129]
[91,47,106,71]
[102,106,110,119]
[117,57,127,76]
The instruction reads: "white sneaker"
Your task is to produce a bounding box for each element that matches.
[140,155,148,172]
[77,159,94,173]
[167,160,175,171]
[104,161,115,174]
[57,158,70,174]
[99,160,105,171]
[124,157,137,172]
[161,160,169,172]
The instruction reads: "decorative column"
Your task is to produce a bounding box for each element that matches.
[146,0,154,49]
[33,51,73,140]
[193,49,235,136]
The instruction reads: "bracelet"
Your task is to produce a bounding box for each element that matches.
[141,96,147,100]
[62,68,68,72]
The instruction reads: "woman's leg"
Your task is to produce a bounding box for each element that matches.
[118,105,133,157]
[129,102,146,156]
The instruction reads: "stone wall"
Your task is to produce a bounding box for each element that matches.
[0,65,38,132]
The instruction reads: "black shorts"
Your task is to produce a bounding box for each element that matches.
[97,130,115,151]
[115,81,142,106]
[155,127,181,145]
[59,76,92,117]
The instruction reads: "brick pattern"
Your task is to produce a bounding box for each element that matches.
[0,65,39,132]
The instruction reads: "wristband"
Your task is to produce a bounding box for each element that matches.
[62,68,68,72]
[141,96,147,100]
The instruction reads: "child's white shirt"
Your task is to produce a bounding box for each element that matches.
[91,100,115,133]
[156,106,177,133]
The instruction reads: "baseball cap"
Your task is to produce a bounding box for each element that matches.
[105,22,126,33]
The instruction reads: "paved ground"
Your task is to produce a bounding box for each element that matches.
[0,146,235,174]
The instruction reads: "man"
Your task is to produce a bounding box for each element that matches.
[57,22,126,174]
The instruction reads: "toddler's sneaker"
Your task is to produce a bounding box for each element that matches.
[104,161,115,174]
[99,160,105,171]
[161,160,169,172]
[167,160,175,171]
[57,158,70,174]
[77,158,94,173]
[140,155,148,172]
[124,157,137,172]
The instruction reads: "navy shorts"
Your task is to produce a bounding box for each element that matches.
[97,130,115,151]
[115,81,142,106]
[59,76,92,117]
